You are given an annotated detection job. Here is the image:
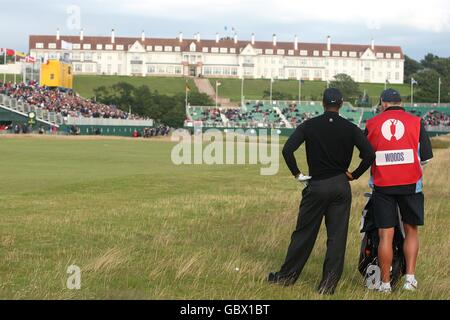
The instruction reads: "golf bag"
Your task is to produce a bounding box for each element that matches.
[358,193,406,289]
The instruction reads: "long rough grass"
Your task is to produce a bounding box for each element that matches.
[0,134,448,300]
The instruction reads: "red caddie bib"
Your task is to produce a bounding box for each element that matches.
[366,109,422,187]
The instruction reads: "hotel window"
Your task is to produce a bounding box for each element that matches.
[386,53,392,59]
[73,44,81,49]
[167,66,174,74]
[277,49,285,55]
[332,51,340,57]
[395,61,400,68]
[312,50,319,56]
[204,67,211,75]
[74,64,82,72]
[314,70,322,79]
[97,53,102,60]
[85,64,94,73]
[231,68,237,76]
[288,50,294,56]
[220,48,227,53]
[349,51,357,57]
[96,44,103,50]
[376,53,384,58]
[155,46,163,52]
[202,47,208,53]
[72,52,81,60]
[211,47,219,53]
[342,52,348,57]
[49,43,56,49]
[265,49,273,55]
[255,49,263,54]
[146,46,153,51]
[175,46,181,52]
[165,46,173,52]
[302,69,309,78]
[175,66,182,74]
[36,43,44,49]
[105,44,113,50]
[83,44,91,50]
[288,69,296,78]
[84,52,92,61]
[131,64,141,73]
[322,51,330,57]
[117,65,121,74]
[394,53,401,59]
[230,48,236,53]
[147,65,156,73]
[116,45,124,50]
[395,72,400,80]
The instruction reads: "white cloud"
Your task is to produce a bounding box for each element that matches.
[94,0,450,33]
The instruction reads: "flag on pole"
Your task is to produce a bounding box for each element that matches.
[25,56,36,63]
[61,40,73,50]
[216,81,221,86]
[185,84,191,92]
[6,49,15,56]
[411,78,418,85]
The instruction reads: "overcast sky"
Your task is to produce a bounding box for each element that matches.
[1,0,449,60]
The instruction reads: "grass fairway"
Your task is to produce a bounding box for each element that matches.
[0,134,448,299]
[73,75,197,99]
[209,78,410,102]
[72,75,409,103]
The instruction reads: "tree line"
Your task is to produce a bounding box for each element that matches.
[93,82,213,127]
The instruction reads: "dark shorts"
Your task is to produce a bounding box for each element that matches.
[372,191,424,229]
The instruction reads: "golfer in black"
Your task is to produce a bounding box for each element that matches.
[268,88,375,294]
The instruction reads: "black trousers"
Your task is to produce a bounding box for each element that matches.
[279,174,352,289]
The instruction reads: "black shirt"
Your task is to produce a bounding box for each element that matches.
[364,106,434,195]
[283,111,375,181]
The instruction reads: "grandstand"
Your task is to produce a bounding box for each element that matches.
[186,101,362,129]
[185,100,450,136]
[0,82,154,136]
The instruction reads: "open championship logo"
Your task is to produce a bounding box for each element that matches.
[381,119,405,141]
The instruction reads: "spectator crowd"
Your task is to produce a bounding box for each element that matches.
[0,81,138,119]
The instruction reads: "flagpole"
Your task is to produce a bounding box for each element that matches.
[411,78,413,106]
[215,81,218,108]
[298,79,302,106]
[241,75,244,107]
[185,79,188,112]
[2,51,5,84]
[13,53,16,84]
[438,77,441,107]
[270,78,273,105]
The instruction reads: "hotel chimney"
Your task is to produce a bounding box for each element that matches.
[196,32,200,42]
[179,32,183,42]
[56,28,60,41]
[327,35,331,51]
[272,33,277,46]
[234,33,238,44]
[80,28,84,41]
[371,38,375,50]
[294,34,298,50]
[251,33,255,45]
[141,30,145,42]
[111,29,115,44]
[216,32,219,43]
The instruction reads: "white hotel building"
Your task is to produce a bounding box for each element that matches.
[29,30,404,84]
